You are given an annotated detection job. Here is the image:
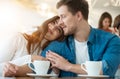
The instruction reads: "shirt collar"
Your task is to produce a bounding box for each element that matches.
[87,27,95,44]
[68,27,95,44]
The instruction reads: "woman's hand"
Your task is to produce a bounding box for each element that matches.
[3,63,19,77]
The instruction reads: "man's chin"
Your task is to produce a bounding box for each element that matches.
[64,32,69,36]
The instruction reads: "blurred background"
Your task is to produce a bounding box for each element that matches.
[0,0,120,36]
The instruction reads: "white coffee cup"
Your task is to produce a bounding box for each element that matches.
[81,61,102,76]
[28,60,50,75]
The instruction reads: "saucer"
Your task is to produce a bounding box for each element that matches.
[27,73,57,78]
[78,74,109,78]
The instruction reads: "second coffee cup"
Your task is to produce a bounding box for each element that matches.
[28,60,50,75]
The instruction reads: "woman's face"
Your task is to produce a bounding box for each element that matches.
[102,18,111,29]
[45,19,62,41]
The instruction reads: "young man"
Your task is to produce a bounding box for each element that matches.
[42,0,120,77]
[3,0,120,78]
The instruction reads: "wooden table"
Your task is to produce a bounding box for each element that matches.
[0,77,113,79]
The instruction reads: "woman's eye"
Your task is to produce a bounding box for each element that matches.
[52,22,54,24]
[55,21,58,25]
[52,21,56,24]
[54,21,57,23]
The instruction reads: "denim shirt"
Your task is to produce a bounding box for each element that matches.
[41,27,120,77]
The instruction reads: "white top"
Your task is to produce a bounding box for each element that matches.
[74,39,89,64]
[0,33,35,75]
[0,33,28,63]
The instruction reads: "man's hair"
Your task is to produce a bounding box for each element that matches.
[56,0,89,20]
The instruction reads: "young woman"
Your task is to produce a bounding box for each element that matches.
[0,16,64,75]
[98,12,115,33]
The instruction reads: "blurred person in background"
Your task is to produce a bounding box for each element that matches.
[113,14,120,77]
[113,14,120,37]
[98,12,115,33]
[0,16,64,76]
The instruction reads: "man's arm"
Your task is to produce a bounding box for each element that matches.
[102,36,120,77]
[67,64,87,74]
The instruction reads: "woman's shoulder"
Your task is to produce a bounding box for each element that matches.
[12,32,25,39]
[7,32,28,46]
[13,32,27,42]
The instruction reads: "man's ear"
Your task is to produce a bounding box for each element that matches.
[76,11,83,21]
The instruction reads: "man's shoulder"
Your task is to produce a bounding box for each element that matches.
[41,37,70,57]
[93,28,120,43]
[48,36,72,46]
[49,39,66,46]
[93,28,116,38]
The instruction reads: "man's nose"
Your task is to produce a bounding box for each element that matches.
[58,19,64,28]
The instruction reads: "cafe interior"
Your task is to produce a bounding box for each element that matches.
[0,0,120,79]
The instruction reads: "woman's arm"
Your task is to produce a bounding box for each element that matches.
[3,63,32,77]
[3,55,47,77]
[31,55,48,62]
[9,55,31,66]
[10,55,47,66]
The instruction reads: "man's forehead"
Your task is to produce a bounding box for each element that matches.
[57,5,68,15]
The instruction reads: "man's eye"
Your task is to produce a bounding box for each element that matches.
[61,15,65,18]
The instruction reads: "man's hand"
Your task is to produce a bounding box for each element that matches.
[46,50,87,74]
[52,67,60,74]
[3,63,19,77]
[46,50,72,71]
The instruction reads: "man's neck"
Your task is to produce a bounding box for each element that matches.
[74,21,90,42]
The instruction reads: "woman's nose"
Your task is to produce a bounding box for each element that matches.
[49,25,53,29]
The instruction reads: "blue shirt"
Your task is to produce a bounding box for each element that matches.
[41,27,120,77]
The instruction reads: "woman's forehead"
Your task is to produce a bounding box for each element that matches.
[50,19,59,24]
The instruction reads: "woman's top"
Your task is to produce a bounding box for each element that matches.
[0,33,37,75]
[0,33,28,63]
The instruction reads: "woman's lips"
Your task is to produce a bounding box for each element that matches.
[48,29,53,34]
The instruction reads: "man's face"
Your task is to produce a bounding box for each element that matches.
[57,5,78,36]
